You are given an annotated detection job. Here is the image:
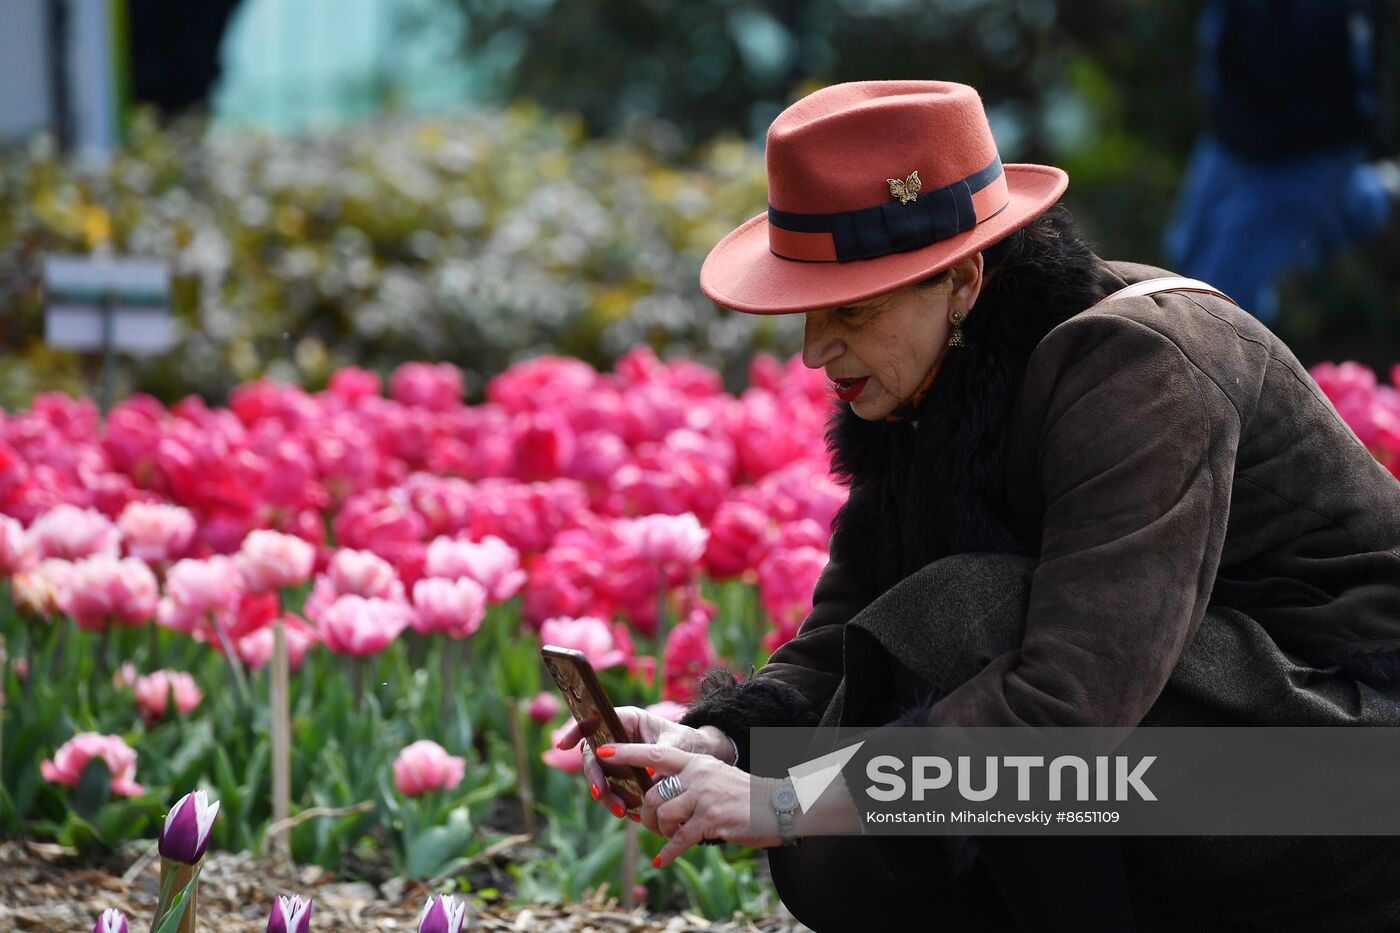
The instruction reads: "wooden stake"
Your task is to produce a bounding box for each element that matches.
[269,616,292,861]
[507,700,537,838]
[154,858,199,933]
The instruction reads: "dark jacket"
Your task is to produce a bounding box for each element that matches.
[680,255,1400,766]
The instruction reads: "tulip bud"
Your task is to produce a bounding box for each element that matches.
[266,894,314,933]
[417,893,468,933]
[158,789,220,864]
[95,908,128,933]
[527,690,561,724]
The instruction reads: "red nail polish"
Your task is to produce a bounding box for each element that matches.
[590,784,600,801]
[611,803,625,818]
[629,812,641,822]
[596,745,616,758]
[646,767,655,776]
[652,855,662,868]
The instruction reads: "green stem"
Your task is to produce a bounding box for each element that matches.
[148,861,180,933]
[210,616,252,708]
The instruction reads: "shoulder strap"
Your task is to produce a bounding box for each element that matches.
[1095,276,1239,307]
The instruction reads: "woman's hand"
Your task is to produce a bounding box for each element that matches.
[594,742,784,867]
[553,706,737,819]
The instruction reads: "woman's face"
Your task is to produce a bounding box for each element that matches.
[801,254,984,420]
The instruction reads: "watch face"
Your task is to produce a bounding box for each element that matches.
[775,788,798,810]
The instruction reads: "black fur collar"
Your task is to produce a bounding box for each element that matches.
[823,211,1118,597]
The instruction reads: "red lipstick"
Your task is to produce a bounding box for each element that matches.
[832,377,869,402]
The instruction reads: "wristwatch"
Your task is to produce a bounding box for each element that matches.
[771,777,800,847]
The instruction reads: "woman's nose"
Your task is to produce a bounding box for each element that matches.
[802,316,843,369]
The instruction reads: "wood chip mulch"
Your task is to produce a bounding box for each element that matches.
[0,840,814,932]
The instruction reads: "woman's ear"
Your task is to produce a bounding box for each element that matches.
[948,253,985,318]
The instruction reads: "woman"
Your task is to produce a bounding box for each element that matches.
[555,81,1400,930]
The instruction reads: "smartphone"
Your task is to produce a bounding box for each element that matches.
[540,645,654,809]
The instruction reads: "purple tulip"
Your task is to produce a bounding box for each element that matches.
[266,894,314,933]
[417,894,467,933]
[95,908,128,933]
[158,789,220,864]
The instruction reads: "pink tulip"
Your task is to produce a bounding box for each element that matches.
[40,732,144,797]
[539,616,628,670]
[113,661,139,690]
[390,362,464,411]
[303,549,406,623]
[393,740,467,796]
[663,614,720,704]
[510,411,576,481]
[327,365,383,404]
[236,615,318,672]
[318,595,412,656]
[423,535,526,604]
[542,720,585,773]
[157,556,246,637]
[398,473,474,539]
[486,355,599,414]
[464,478,590,557]
[238,529,316,594]
[28,504,121,561]
[567,430,629,485]
[332,489,427,567]
[12,558,76,615]
[133,670,204,722]
[527,691,561,724]
[613,512,709,566]
[758,545,829,652]
[56,556,160,631]
[521,542,608,629]
[703,500,770,579]
[117,502,196,564]
[0,515,35,576]
[410,577,487,639]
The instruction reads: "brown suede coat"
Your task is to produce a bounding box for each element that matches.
[733,258,1400,731]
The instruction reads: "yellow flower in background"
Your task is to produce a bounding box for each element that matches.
[275,205,306,239]
[81,205,111,248]
[415,121,446,152]
[593,286,636,323]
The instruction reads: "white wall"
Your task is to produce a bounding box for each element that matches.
[0,0,54,141]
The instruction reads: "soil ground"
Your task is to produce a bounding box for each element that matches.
[0,840,814,931]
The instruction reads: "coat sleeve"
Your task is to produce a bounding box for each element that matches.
[678,515,873,774]
[919,311,1242,728]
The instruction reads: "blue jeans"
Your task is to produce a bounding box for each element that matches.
[1163,135,1393,325]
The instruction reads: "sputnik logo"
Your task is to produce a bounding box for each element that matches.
[788,741,866,812]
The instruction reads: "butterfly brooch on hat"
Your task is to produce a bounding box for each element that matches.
[887,170,921,205]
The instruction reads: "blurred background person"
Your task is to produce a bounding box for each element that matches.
[1163,0,1400,328]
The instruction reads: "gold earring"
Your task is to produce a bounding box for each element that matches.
[947,310,965,348]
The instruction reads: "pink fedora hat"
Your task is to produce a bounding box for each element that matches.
[700,80,1068,314]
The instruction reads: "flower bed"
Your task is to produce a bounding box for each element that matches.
[1,350,1395,920]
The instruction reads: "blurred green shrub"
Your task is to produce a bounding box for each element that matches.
[0,104,799,409]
